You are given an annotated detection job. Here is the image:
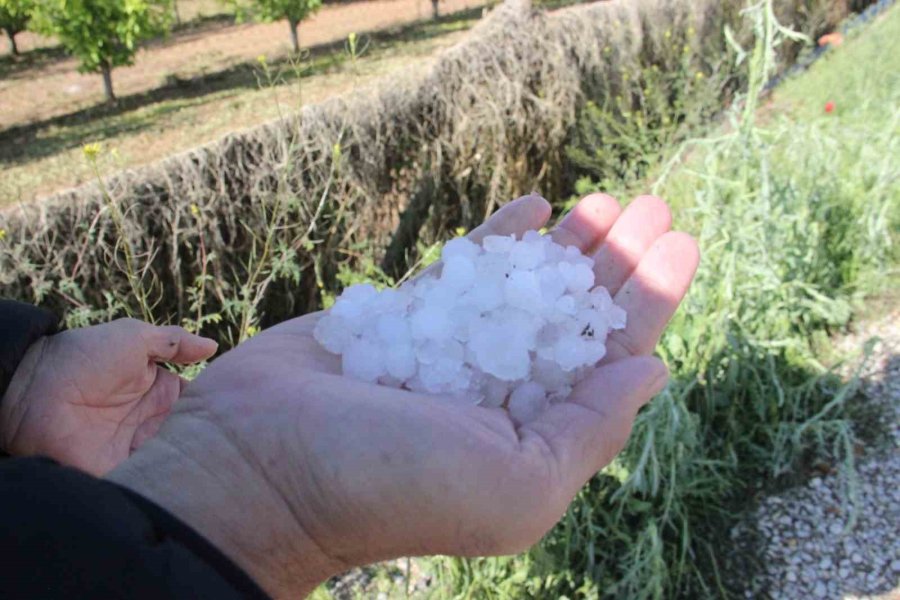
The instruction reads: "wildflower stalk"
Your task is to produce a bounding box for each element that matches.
[84,144,156,323]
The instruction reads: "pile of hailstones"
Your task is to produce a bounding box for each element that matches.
[313,230,626,425]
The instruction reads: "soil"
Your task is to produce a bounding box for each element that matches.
[0,0,488,130]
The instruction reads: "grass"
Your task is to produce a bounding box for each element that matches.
[316,3,899,598]
[0,9,483,206]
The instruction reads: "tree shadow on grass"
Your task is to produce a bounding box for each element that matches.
[0,6,486,167]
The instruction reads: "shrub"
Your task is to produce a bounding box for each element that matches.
[0,0,842,347]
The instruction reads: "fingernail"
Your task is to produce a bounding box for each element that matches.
[522,193,551,214]
[195,335,219,350]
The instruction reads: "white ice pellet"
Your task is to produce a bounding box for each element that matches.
[504,270,541,311]
[313,227,628,423]
[469,321,532,381]
[608,305,627,330]
[313,314,353,353]
[509,239,545,270]
[340,283,378,305]
[479,376,510,408]
[376,313,411,344]
[410,305,453,340]
[385,343,417,380]
[508,382,548,426]
[482,234,516,253]
[554,294,577,316]
[538,266,567,304]
[441,237,481,261]
[559,261,595,294]
[589,286,614,311]
[342,339,385,382]
[441,255,477,291]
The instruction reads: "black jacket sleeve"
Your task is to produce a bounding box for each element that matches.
[0,457,271,599]
[0,299,60,405]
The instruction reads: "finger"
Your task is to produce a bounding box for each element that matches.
[466,193,552,244]
[604,231,699,363]
[141,325,219,364]
[547,193,621,255]
[591,195,672,295]
[413,193,552,281]
[518,356,668,488]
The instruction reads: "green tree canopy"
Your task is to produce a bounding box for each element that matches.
[230,0,322,53]
[0,0,33,55]
[31,0,172,101]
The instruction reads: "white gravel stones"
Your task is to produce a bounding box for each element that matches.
[314,230,627,424]
[735,311,900,599]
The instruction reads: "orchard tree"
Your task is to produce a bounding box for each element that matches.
[0,0,33,55]
[232,0,321,54]
[31,0,172,102]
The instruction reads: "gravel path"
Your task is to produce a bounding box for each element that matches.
[736,308,900,599]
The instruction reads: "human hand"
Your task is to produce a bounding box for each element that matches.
[108,193,699,598]
[0,319,218,475]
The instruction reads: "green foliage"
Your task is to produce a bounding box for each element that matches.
[431,2,898,598]
[0,0,32,37]
[224,0,321,47]
[566,26,733,199]
[31,0,172,74]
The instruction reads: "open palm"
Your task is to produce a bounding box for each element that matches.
[120,192,699,597]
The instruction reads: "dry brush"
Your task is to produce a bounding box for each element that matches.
[0,0,848,343]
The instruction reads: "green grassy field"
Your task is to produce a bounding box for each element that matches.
[316,5,899,598]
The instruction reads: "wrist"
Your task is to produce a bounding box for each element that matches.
[106,403,346,599]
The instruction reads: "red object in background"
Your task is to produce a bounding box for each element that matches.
[818,32,844,47]
[825,101,836,113]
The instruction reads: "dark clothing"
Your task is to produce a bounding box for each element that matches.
[0,299,59,408]
[0,301,270,599]
[0,458,269,599]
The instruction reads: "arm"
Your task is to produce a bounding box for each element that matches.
[0,456,270,599]
[108,193,699,598]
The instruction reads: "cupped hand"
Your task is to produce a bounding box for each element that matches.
[0,319,218,475]
[109,193,699,598]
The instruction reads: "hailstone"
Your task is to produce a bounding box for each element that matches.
[313,229,627,425]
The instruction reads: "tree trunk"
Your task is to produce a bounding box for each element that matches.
[288,19,299,54]
[101,64,116,103]
[5,30,18,56]
[431,0,439,19]
[173,0,182,26]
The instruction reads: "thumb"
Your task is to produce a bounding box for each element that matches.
[141,324,219,364]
